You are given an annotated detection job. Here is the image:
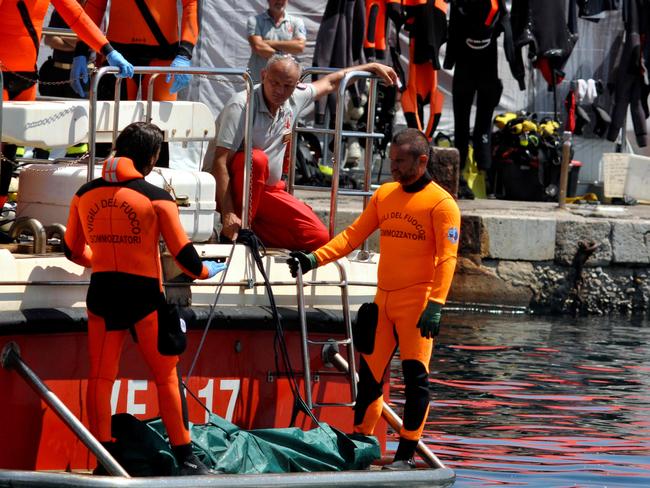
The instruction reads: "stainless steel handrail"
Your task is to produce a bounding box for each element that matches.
[286,69,382,240]
[87,66,254,230]
[295,259,358,410]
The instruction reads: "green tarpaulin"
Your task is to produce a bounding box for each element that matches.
[109,413,380,476]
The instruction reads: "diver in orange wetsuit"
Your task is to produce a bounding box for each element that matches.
[288,128,460,470]
[0,0,134,210]
[73,0,199,100]
[64,122,224,475]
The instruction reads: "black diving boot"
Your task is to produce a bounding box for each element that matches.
[382,438,418,471]
[172,443,212,475]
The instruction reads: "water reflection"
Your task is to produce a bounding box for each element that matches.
[389,314,650,487]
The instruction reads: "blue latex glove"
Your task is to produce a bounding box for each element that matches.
[106,50,134,78]
[166,55,192,94]
[70,56,89,97]
[204,261,227,279]
[416,301,442,339]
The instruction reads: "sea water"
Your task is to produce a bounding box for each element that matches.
[389,313,650,487]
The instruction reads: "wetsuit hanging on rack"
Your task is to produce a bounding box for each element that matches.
[363,0,400,61]
[444,0,523,177]
[399,0,448,140]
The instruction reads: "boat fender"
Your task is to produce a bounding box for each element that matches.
[353,302,378,355]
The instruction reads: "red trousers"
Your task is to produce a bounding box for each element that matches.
[230,150,329,251]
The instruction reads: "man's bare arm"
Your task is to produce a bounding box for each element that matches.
[44,35,77,51]
[265,38,305,54]
[248,35,276,59]
[311,62,398,99]
[211,146,241,241]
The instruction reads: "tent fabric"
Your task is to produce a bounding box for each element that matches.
[144,413,381,474]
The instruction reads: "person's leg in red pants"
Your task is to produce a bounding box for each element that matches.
[229,150,328,250]
[229,149,269,226]
[253,181,329,251]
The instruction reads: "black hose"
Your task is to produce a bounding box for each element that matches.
[237,229,320,427]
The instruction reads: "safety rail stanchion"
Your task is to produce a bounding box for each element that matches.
[88,67,254,231]
[0,342,131,477]
[361,78,378,252]
[322,343,447,470]
[111,77,123,149]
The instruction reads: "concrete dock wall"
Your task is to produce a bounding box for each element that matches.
[300,191,650,316]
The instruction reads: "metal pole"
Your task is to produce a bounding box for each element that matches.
[88,66,117,181]
[295,268,313,409]
[323,345,446,470]
[0,342,130,478]
[333,261,357,401]
[362,79,378,252]
[558,131,572,209]
[241,72,254,230]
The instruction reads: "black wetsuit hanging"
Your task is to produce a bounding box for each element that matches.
[606,0,650,146]
[511,0,578,87]
[313,0,366,124]
[445,0,523,172]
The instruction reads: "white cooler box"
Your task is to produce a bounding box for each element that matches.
[16,163,216,242]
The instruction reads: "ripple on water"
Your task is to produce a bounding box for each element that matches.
[388,314,650,487]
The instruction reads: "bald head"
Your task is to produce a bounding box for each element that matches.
[261,54,301,110]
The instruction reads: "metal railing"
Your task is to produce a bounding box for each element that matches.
[87,66,255,227]
[287,69,383,243]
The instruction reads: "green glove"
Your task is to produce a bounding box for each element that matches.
[416,301,442,339]
[287,251,318,277]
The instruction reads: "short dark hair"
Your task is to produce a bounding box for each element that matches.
[391,128,429,161]
[114,122,164,173]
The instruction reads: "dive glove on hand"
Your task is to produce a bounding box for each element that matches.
[106,50,134,78]
[166,55,192,93]
[416,301,442,339]
[71,56,89,97]
[287,251,318,277]
[204,261,227,279]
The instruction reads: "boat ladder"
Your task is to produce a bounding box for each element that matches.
[289,69,383,410]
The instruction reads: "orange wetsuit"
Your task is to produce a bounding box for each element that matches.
[313,174,460,443]
[0,0,113,210]
[400,0,448,139]
[82,0,198,101]
[0,0,111,100]
[64,156,211,446]
[363,0,400,60]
